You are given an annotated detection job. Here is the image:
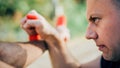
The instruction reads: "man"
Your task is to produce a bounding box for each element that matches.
[22,0,120,68]
[1,0,120,68]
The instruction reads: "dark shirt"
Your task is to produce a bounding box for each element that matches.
[101,56,120,68]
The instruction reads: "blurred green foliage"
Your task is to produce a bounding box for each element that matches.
[64,0,87,38]
[0,0,87,42]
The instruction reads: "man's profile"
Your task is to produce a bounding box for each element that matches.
[1,0,120,68]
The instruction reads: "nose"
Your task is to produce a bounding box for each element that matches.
[86,28,98,40]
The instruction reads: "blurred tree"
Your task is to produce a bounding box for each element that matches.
[75,0,85,4]
[0,0,16,16]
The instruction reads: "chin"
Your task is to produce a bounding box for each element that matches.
[102,54,120,62]
[103,55,111,61]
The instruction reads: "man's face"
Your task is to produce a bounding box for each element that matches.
[86,0,120,61]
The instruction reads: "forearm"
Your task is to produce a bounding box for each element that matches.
[0,61,15,68]
[46,38,80,68]
[49,46,80,68]
[0,41,47,68]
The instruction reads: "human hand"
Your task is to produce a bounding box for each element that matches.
[21,10,70,49]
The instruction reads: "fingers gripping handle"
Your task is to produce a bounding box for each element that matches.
[56,15,69,42]
[26,14,41,41]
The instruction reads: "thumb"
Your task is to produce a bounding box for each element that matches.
[23,19,43,29]
[23,19,43,36]
[56,26,70,42]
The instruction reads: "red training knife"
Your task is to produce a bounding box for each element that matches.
[26,14,41,41]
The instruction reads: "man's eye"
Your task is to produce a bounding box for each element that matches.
[89,16,101,24]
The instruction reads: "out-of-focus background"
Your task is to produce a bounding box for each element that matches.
[0,0,87,41]
[0,0,101,68]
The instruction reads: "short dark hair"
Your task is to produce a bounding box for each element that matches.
[111,0,120,9]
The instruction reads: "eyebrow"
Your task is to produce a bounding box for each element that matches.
[87,11,102,20]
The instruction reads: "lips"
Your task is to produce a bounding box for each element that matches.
[97,44,106,51]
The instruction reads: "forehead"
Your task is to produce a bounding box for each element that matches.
[86,0,115,18]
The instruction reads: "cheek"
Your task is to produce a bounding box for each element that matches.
[97,25,112,43]
[97,20,120,48]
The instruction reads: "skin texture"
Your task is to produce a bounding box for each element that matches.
[21,10,77,68]
[86,0,120,61]
[0,41,47,68]
[20,0,120,68]
[0,61,15,68]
